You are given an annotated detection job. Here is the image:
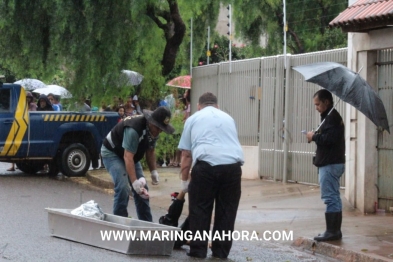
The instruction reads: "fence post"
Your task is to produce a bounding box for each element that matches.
[283,56,291,183]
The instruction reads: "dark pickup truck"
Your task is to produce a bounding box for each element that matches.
[0,83,118,176]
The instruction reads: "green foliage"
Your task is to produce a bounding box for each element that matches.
[319,27,347,50]
[0,1,157,103]
[0,0,216,107]
[222,0,347,55]
[197,35,264,65]
[0,0,348,108]
[154,106,184,162]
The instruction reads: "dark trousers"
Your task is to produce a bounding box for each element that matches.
[188,161,242,258]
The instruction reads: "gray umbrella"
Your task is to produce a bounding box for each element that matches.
[120,69,143,86]
[14,78,47,91]
[293,62,390,133]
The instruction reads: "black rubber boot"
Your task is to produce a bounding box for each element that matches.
[336,211,342,238]
[314,212,342,241]
[158,199,185,227]
[173,217,190,249]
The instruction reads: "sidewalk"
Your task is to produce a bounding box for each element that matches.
[83,167,393,262]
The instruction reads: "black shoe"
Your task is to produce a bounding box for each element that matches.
[212,254,228,259]
[186,251,206,259]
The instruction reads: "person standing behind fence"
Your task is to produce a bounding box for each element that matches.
[178,92,244,259]
[305,89,345,242]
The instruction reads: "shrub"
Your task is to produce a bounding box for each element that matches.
[154,109,184,165]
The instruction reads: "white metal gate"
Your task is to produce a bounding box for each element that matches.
[257,49,347,185]
[192,48,347,185]
[284,49,347,185]
[377,49,393,210]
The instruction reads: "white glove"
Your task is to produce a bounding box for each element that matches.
[151,170,159,185]
[132,177,146,195]
[139,177,146,187]
[181,180,189,193]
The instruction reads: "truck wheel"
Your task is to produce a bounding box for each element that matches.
[16,162,43,175]
[61,143,91,177]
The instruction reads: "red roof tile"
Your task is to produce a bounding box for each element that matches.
[329,0,393,32]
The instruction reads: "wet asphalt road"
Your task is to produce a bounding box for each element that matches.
[0,162,332,262]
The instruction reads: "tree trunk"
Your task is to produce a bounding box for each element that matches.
[161,0,186,76]
[146,0,186,77]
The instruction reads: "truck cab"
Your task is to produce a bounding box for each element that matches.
[0,84,26,158]
[0,83,119,176]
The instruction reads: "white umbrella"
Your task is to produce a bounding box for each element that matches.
[34,85,72,98]
[14,78,47,91]
[120,70,144,86]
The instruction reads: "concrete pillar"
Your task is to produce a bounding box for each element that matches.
[356,51,379,213]
[346,31,379,213]
[345,32,357,207]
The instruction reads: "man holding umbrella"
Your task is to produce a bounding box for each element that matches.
[294,61,390,242]
[306,89,345,242]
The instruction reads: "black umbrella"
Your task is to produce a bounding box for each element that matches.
[293,62,390,133]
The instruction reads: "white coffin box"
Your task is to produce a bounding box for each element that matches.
[46,208,180,256]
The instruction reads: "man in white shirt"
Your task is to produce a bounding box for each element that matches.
[178,92,244,259]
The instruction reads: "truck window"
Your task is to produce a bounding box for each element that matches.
[0,89,10,112]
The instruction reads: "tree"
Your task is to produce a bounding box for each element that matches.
[222,0,347,55]
[0,0,348,106]
[0,0,218,105]
[197,35,264,65]
[0,66,16,83]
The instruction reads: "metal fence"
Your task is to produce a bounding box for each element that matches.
[191,48,348,185]
[377,49,393,210]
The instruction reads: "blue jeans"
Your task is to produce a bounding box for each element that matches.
[102,156,152,222]
[318,163,345,213]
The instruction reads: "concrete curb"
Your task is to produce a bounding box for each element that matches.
[292,237,387,262]
[86,170,114,189]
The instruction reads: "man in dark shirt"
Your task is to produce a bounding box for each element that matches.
[101,106,174,221]
[306,89,345,241]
